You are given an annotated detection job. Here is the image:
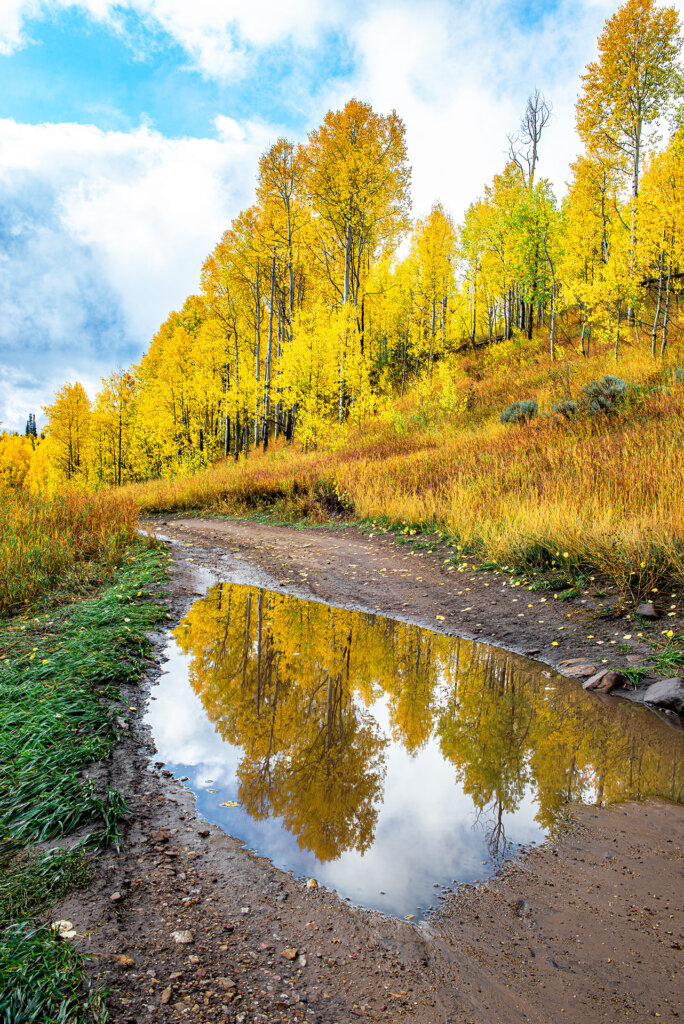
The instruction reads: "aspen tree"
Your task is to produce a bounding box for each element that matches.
[576,0,682,321]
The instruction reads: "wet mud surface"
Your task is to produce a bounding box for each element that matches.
[55,518,683,1023]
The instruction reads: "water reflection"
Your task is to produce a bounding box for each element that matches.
[148,583,683,917]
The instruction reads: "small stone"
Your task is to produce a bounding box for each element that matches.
[643,677,684,715]
[180,776,189,781]
[240,906,250,915]
[51,919,77,939]
[112,954,135,967]
[583,668,610,690]
[636,601,659,620]
[595,670,622,693]
[197,829,210,838]
[281,947,298,960]
[305,878,318,889]
[561,662,597,679]
[172,930,194,945]
[297,954,307,968]
[110,891,123,903]
[218,977,236,991]
[188,955,200,964]
[161,987,173,1005]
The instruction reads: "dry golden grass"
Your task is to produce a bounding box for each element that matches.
[0,490,137,616]
[125,337,684,594]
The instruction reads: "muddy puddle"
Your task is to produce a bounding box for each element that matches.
[146,582,683,920]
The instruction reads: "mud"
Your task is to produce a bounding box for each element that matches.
[55,517,683,1023]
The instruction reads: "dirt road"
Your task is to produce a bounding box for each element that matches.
[60,517,683,1024]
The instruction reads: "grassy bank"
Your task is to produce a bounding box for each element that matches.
[0,542,168,1022]
[127,344,684,597]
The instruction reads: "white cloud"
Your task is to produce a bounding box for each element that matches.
[334,0,624,220]
[0,0,345,75]
[0,116,273,428]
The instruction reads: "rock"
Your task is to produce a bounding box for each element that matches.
[51,919,77,939]
[218,977,236,991]
[172,930,194,945]
[595,670,622,693]
[111,954,135,967]
[240,906,250,915]
[561,662,597,679]
[110,892,123,903]
[297,954,307,968]
[643,678,684,715]
[197,829,210,838]
[305,878,318,889]
[161,987,173,1005]
[525,648,541,655]
[636,601,659,619]
[281,947,298,960]
[583,668,610,690]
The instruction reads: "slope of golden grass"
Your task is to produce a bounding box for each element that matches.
[127,341,684,594]
[0,491,137,616]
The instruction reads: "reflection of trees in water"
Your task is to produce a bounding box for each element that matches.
[473,800,513,862]
[175,584,684,862]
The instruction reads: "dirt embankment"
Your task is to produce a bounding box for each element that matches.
[56,518,683,1024]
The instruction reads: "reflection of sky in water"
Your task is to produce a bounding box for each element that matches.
[147,636,542,919]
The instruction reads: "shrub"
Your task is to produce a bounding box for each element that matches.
[500,400,539,425]
[551,399,578,419]
[580,375,627,415]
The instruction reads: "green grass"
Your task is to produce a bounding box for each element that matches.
[0,921,107,1023]
[647,631,684,676]
[0,541,169,1023]
[0,848,93,924]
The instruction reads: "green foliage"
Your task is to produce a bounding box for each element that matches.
[0,541,168,1022]
[580,374,627,414]
[500,399,539,425]
[551,399,578,419]
[0,545,166,857]
[0,848,92,924]
[647,631,684,676]
[0,922,107,1024]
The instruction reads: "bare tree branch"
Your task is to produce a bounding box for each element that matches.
[508,89,552,188]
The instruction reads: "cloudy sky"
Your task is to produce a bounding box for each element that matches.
[0,0,638,430]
